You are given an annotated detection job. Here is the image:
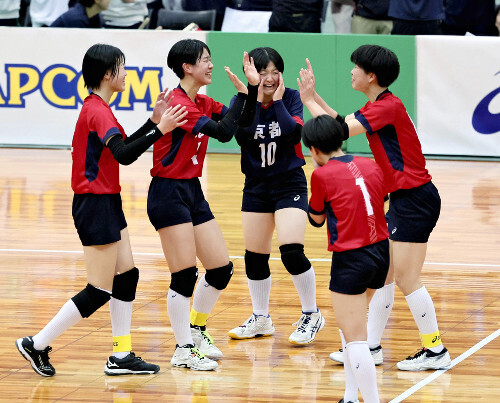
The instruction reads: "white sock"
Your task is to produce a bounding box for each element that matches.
[367,282,395,348]
[290,267,317,313]
[340,330,358,402]
[192,274,222,317]
[346,341,380,403]
[248,276,271,316]
[110,297,133,358]
[406,286,443,353]
[33,299,83,350]
[167,288,193,346]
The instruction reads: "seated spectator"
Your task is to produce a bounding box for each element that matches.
[183,0,238,30]
[50,0,110,28]
[331,0,355,34]
[240,0,272,11]
[101,0,148,29]
[0,0,21,26]
[351,0,392,35]
[269,0,323,33]
[388,0,444,35]
[30,0,70,27]
[441,0,497,36]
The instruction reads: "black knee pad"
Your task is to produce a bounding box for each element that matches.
[72,283,111,318]
[280,243,311,275]
[170,266,198,298]
[112,267,139,302]
[205,262,234,290]
[245,250,271,280]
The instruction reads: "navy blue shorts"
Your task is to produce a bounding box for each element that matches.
[330,239,390,295]
[387,181,441,243]
[242,168,308,213]
[72,193,127,246]
[147,176,214,231]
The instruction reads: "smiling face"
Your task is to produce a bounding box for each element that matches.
[350,64,372,93]
[259,61,280,99]
[108,62,126,93]
[189,48,213,86]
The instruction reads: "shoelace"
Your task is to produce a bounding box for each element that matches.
[189,346,206,359]
[405,348,427,360]
[297,315,311,334]
[241,315,257,328]
[201,330,214,345]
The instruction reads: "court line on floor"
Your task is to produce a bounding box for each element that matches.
[389,328,500,403]
[1,248,500,268]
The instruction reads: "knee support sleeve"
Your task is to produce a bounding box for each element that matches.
[280,243,311,275]
[170,266,198,298]
[72,283,111,318]
[245,250,271,280]
[112,267,139,302]
[205,262,234,290]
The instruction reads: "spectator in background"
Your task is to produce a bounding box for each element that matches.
[183,0,238,30]
[240,0,272,11]
[351,0,392,34]
[496,5,500,35]
[441,0,497,36]
[388,0,444,35]
[269,0,323,33]
[101,0,148,29]
[30,0,70,27]
[331,0,355,34]
[0,0,21,26]
[51,0,110,28]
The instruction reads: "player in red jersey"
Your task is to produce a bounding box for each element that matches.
[147,39,260,370]
[16,43,187,377]
[299,44,451,371]
[227,47,324,345]
[303,114,388,403]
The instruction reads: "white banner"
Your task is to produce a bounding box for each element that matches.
[0,27,207,147]
[417,35,500,157]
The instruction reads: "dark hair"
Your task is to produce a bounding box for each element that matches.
[82,43,125,90]
[167,39,210,79]
[350,44,400,88]
[247,47,284,73]
[302,115,343,154]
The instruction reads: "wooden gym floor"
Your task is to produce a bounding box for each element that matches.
[0,148,499,402]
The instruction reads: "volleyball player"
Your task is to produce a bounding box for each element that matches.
[227,47,324,345]
[146,39,260,370]
[301,113,388,403]
[299,45,451,371]
[16,43,187,377]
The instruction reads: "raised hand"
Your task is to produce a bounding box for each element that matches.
[305,58,316,87]
[243,51,260,86]
[297,68,315,105]
[224,66,247,94]
[273,72,285,101]
[151,88,174,124]
[157,103,188,134]
[257,78,264,103]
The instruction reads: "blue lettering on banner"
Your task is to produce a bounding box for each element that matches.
[472,71,500,135]
[0,63,163,110]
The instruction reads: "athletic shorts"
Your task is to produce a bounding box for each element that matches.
[330,239,389,295]
[72,193,127,246]
[387,181,441,243]
[242,167,308,213]
[147,176,214,231]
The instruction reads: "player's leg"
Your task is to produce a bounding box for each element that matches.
[228,212,275,340]
[393,241,451,371]
[333,291,379,403]
[190,218,233,358]
[105,228,159,375]
[158,223,217,371]
[275,207,324,345]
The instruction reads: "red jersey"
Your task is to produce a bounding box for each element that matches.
[354,90,431,194]
[151,87,227,179]
[309,155,389,252]
[71,94,125,194]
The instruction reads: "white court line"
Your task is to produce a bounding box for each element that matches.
[389,328,500,403]
[1,248,500,267]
